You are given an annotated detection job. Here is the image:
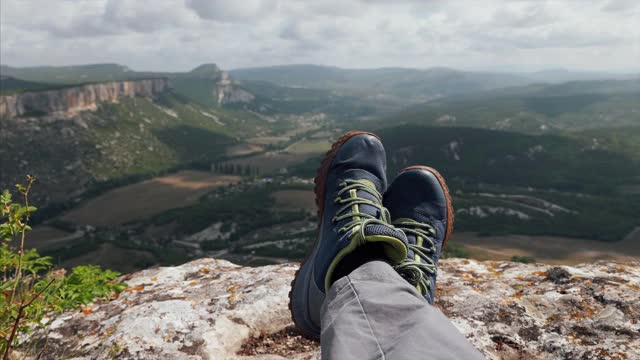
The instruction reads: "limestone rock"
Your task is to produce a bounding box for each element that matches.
[215,72,255,105]
[0,79,168,118]
[25,259,640,359]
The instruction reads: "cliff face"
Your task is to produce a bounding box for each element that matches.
[24,258,640,360]
[215,71,255,105]
[0,78,168,118]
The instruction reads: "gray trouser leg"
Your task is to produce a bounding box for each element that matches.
[320,260,484,360]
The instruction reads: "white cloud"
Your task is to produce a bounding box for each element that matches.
[602,0,640,13]
[0,0,638,71]
[491,3,555,29]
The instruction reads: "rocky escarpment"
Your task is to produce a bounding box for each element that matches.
[215,71,255,105]
[22,258,640,359]
[182,63,255,105]
[0,78,168,118]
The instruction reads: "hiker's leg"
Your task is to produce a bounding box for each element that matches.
[320,260,484,360]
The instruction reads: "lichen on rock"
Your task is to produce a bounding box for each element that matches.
[23,258,640,359]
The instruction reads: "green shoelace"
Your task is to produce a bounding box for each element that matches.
[393,219,437,296]
[331,179,392,245]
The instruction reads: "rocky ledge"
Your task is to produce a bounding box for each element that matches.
[24,258,640,359]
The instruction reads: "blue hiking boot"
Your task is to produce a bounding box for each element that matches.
[289,131,408,339]
[383,166,454,304]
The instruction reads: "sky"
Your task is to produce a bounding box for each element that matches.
[1,0,639,72]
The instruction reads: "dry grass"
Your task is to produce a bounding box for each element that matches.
[247,136,290,145]
[285,140,331,155]
[224,152,312,174]
[271,190,316,213]
[62,171,240,226]
[27,226,76,249]
[238,326,318,357]
[59,243,155,273]
[452,229,640,265]
[225,138,329,175]
[225,143,264,156]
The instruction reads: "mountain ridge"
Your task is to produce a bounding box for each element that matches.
[229,64,530,101]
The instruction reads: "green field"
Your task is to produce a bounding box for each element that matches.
[62,171,240,226]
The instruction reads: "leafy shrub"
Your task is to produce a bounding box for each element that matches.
[511,255,536,264]
[1,177,125,358]
[54,266,125,312]
[442,242,469,259]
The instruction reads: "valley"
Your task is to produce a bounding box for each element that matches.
[61,171,241,227]
[1,63,639,273]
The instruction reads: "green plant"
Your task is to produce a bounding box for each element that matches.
[511,255,536,264]
[54,266,125,312]
[441,242,469,259]
[1,177,125,358]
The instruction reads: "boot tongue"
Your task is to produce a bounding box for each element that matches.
[363,222,405,240]
[360,222,408,268]
[327,221,408,292]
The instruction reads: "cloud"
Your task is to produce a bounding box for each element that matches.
[279,22,304,42]
[602,0,640,13]
[491,3,555,28]
[0,0,638,71]
[185,0,271,22]
[3,0,199,38]
[473,30,625,51]
[42,18,124,38]
[102,0,197,32]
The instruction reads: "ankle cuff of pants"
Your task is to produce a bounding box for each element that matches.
[327,260,406,295]
[345,260,403,282]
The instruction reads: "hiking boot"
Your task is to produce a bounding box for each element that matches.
[383,166,454,304]
[289,131,408,339]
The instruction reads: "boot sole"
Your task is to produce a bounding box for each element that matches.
[288,131,380,339]
[399,166,455,250]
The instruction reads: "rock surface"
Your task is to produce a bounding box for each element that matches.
[0,79,168,118]
[215,71,256,105]
[26,258,640,359]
